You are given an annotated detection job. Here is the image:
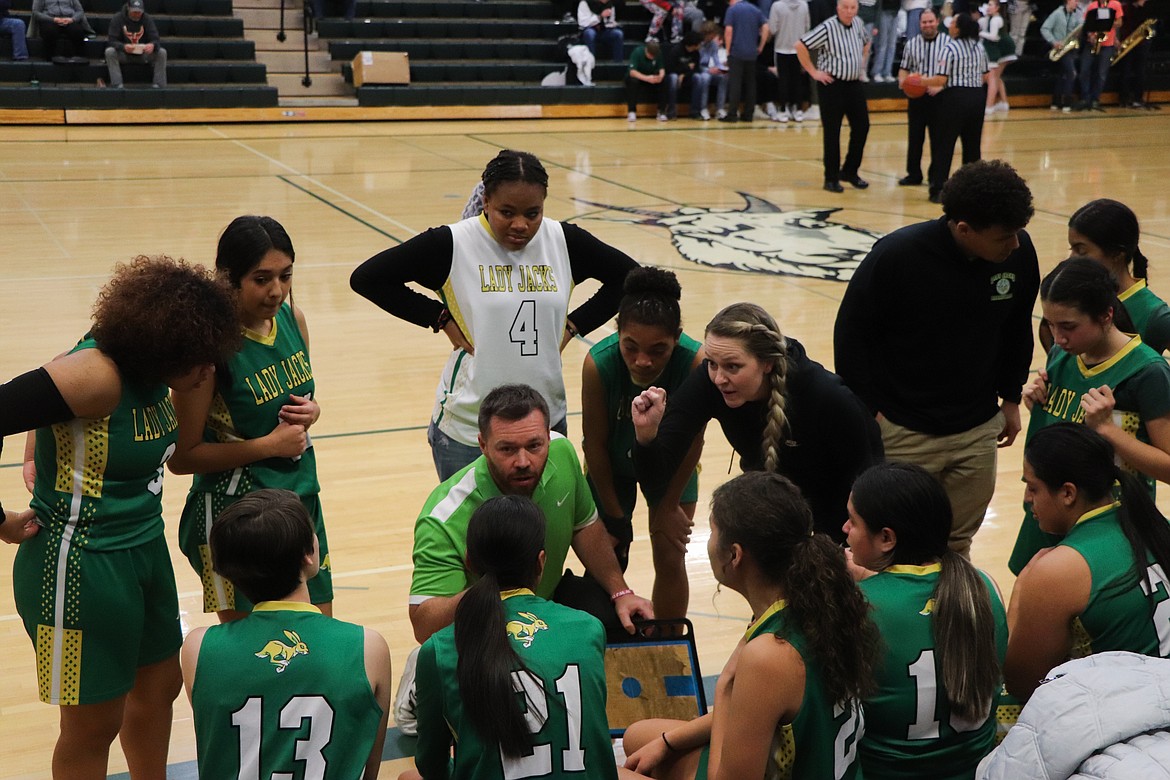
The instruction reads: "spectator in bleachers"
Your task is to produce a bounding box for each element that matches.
[721,0,769,122]
[312,0,355,21]
[0,0,29,60]
[1040,0,1081,111]
[627,39,667,120]
[692,19,728,119]
[664,29,702,118]
[640,0,684,43]
[768,0,811,121]
[578,0,624,62]
[104,0,167,88]
[30,0,92,62]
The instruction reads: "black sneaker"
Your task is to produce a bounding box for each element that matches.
[824,180,844,193]
[898,176,922,186]
[928,189,942,204]
[843,176,869,190]
[718,115,737,123]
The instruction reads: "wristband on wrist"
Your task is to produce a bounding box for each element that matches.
[432,308,452,333]
[564,320,578,337]
[661,731,679,753]
[610,587,634,602]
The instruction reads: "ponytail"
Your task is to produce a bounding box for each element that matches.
[933,551,1000,722]
[783,534,880,704]
[452,495,548,758]
[454,573,535,757]
[1132,247,1150,282]
[1114,469,1170,596]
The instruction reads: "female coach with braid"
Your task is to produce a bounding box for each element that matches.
[351,149,637,481]
[632,302,882,539]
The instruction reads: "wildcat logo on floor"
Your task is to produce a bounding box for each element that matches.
[575,194,883,282]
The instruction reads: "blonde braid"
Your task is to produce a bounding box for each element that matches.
[758,325,788,472]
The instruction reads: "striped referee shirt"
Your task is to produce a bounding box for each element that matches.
[940,37,988,88]
[800,16,869,81]
[900,32,947,77]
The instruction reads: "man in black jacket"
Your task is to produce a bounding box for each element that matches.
[833,160,1038,558]
[103,0,166,87]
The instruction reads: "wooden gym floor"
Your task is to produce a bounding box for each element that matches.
[1,107,1169,778]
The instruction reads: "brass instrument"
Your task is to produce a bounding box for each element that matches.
[1049,23,1082,60]
[1112,18,1157,65]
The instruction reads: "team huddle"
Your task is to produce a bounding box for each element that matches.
[2,149,1170,779]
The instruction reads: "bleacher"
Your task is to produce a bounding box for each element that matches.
[0,0,276,108]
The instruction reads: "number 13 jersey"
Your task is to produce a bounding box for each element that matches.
[434,214,574,446]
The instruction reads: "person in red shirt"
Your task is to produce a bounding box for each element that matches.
[1075,0,1122,110]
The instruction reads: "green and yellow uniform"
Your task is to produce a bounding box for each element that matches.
[1119,279,1170,354]
[1010,338,1170,573]
[13,337,182,705]
[858,564,1008,779]
[191,602,383,779]
[1059,502,1170,658]
[177,302,332,612]
[697,600,863,779]
[414,589,616,780]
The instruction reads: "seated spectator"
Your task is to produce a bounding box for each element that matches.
[627,39,667,121]
[312,0,355,21]
[692,19,727,119]
[103,0,166,88]
[664,30,702,118]
[578,0,624,63]
[0,0,27,60]
[31,0,92,63]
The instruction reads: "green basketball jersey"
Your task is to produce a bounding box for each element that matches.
[414,590,616,780]
[587,331,702,484]
[858,565,1008,780]
[191,602,383,780]
[191,302,319,497]
[1059,502,1170,659]
[745,601,863,780]
[1010,338,1170,573]
[30,337,177,551]
[1119,279,1170,354]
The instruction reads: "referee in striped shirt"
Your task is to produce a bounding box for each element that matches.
[921,13,989,203]
[797,0,871,193]
[897,8,945,186]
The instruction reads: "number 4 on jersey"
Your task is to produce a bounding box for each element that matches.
[510,300,539,356]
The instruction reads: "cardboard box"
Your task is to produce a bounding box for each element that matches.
[352,51,410,87]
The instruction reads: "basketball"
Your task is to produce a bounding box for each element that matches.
[903,74,928,98]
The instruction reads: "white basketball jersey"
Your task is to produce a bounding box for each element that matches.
[432,214,574,445]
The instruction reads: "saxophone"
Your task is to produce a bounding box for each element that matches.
[1049,22,1082,60]
[1112,18,1157,65]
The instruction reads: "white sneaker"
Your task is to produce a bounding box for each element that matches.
[765,101,779,119]
[792,107,805,122]
[394,646,421,736]
[985,106,996,116]
[700,108,711,120]
[657,112,668,122]
[803,104,819,121]
[716,108,728,119]
[860,72,870,82]
[996,101,1009,113]
[627,111,637,121]
[773,107,789,122]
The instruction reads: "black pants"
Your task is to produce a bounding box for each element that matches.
[726,57,756,119]
[553,569,634,643]
[774,52,809,107]
[38,19,87,60]
[626,75,667,114]
[905,93,935,181]
[1118,40,1150,105]
[928,86,985,193]
[819,78,869,181]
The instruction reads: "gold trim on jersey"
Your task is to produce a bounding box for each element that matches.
[769,723,797,779]
[53,417,109,498]
[500,588,536,601]
[885,563,943,576]
[253,601,322,613]
[1074,500,1121,527]
[37,624,81,705]
[243,314,279,347]
[205,393,241,445]
[1069,616,1093,658]
[746,598,788,639]
[1076,335,1145,378]
[440,279,474,352]
[1118,278,1149,302]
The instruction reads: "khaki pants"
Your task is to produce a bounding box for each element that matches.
[878,411,1004,558]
